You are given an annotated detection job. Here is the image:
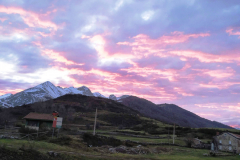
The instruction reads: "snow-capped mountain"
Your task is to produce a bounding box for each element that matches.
[0,93,12,99]
[93,92,107,98]
[0,81,94,108]
[77,86,94,96]
[0,81,131,108]
[0,81,66,108]
[63,87,83,95]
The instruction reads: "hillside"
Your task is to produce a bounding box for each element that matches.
[0,94,232,129]
[120,96,232,129]
[0,94,140,127]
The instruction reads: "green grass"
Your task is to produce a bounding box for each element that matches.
[99,134,186,145]
[0,139,75,152]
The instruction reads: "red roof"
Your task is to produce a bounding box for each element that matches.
[232,133,240,139]
[23,112,54,121]
[227,132,240,140]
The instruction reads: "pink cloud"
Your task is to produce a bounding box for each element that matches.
[119,32,209,46]
[117,32,210,58]
[199,81,240,89]
[0,17,7,22]
[42,49,84,65]
[226,28,240,38]
[61,67,120,80]
[0,5,58,30]
[121,67,177,81]
[117,33,240,64]
[0,89,23,95]
[193,67,235,78]
[174,87,194,96]
[169,50,240,63]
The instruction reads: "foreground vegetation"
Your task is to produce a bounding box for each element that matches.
[0,137,239,160]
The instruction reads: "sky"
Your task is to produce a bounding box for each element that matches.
[0,0,239,128]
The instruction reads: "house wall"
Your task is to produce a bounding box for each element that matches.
[25,119,53,130]
[216,133,240,153]
[25,120,39,130]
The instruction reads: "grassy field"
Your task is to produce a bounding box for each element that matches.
[99,133,186,145]
[1,139,239,160]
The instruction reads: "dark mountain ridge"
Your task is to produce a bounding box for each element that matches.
[120,96,232,129]
[0,94,232,129]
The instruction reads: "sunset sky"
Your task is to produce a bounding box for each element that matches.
[0,0,239,128]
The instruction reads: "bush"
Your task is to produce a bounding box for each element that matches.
[82,133,122,147]
[15,122,24,127]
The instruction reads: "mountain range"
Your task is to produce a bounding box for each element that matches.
[0,81,127,108]
[0,81,232,129]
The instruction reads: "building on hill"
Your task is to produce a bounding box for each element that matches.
[214,132,240,154]
[23,112,55,130]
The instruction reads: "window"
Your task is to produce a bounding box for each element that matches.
[229,141,231,144]
[219,140,222,144]
[229,146,232,150]
[219,145,222,150]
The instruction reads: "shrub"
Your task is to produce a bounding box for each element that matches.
[82,133,122,147]
[15,122,24,127]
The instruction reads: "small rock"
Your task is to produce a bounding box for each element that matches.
[203,153,208,156]
[48,151,54,156]
[54,152,59,157]
[109,148,116,153]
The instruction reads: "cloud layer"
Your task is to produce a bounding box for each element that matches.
[0,0,240,128]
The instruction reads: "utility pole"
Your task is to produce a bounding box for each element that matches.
[173,123,175,144]
[93,108,97,136]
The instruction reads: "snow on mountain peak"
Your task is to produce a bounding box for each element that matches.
[93,92,107,98]
[77,86,93,96]
[0,93,13,99]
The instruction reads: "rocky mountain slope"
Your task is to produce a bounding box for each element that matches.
[0,81,127,108]
[93,92,107,98]
[0,81,95,108]
[120,96,232,129]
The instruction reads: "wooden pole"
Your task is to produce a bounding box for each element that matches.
[93,108,97,136]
